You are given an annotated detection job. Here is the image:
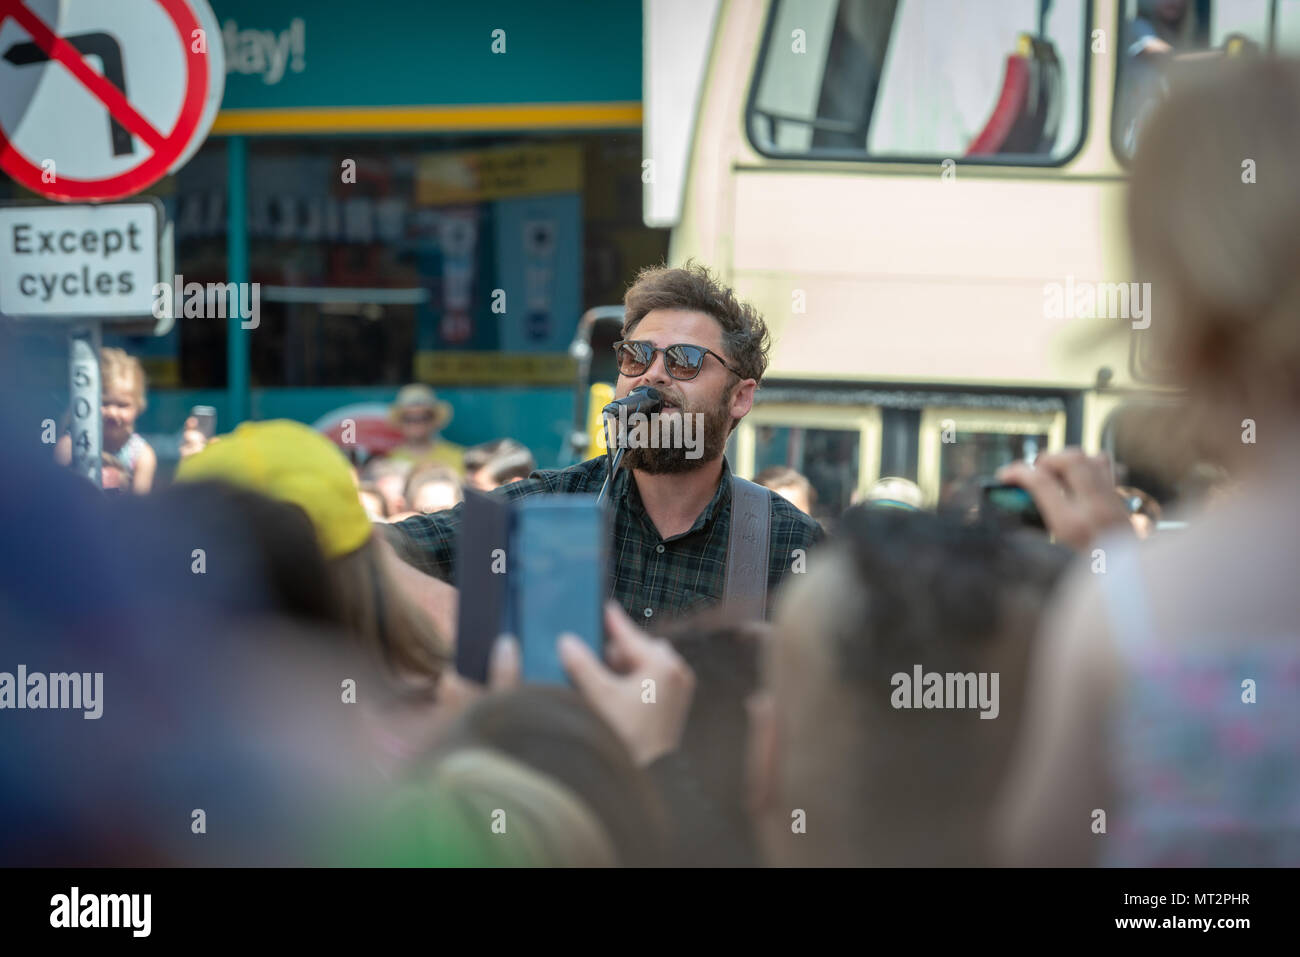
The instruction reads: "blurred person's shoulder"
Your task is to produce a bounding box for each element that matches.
[1124,486,1300,651]
[758,484,826,545]
[389,442,466,473]
[430,440,466,472]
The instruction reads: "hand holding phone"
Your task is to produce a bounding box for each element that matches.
[995,450,1133,551]
[980,482,1046,530]
[512,497,607,683]
[456,491,608,686]
[190,406,217,439]
[557,602,695,767]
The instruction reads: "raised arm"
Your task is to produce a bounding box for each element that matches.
[374,531,459,648]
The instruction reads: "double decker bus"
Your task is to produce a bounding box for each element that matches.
[624,0,1298,519]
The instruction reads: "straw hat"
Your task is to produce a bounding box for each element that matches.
[390,384,453,430]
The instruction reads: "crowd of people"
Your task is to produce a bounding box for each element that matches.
[3,57,1297,868]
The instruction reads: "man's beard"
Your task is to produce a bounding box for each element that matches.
[620,386,734,474]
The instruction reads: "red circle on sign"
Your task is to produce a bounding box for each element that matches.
[0,0,210,202]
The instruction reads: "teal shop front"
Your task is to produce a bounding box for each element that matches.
[91,0,664,470]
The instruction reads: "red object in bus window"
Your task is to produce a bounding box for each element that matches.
[967,35,1061,157]
[967,54,1032,155]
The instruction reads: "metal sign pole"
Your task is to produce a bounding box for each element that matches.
[68,321,102,487]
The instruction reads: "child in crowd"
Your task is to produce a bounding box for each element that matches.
[55,347,156,494]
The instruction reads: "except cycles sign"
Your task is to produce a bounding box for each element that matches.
[0,201,162,317]
[0,0,224,202]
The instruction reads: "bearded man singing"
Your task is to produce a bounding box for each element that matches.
[385,262,824,624]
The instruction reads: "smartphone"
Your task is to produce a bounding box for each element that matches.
[455,488,513,684]
[980,482,1045,530]
[191,405,217,439]
[510,496,608,684]
[454,491,607,686]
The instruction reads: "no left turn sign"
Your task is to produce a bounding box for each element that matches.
[0,0,224,202]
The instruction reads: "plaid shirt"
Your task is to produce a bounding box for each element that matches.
[387,455,825,623]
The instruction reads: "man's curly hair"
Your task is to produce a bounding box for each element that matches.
[622,260,771,384]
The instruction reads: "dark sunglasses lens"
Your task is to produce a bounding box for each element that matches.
[617,342,651,374]
[665,345,704,379]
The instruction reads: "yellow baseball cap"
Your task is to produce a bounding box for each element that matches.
[175,419,372,560]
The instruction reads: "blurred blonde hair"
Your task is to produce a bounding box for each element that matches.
[405,465,462,511]
[382,748,617,867]
[99,347,147,412]
[330,537,449,691]
[1128,58,1300,454]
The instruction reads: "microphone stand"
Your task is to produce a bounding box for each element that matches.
[596,411,624,506]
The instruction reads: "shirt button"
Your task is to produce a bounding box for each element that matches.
[643,607,653,619]
[655,544,665,554]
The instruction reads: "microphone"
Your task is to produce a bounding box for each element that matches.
[602,385,663,416]
[596,386,663,505]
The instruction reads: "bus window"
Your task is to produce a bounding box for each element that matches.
[917,407,1065,507]
[939,430,1048,505]
[747,0,1088,163]
[735,404,881,520]
[755,425,860,517]
[1114,0,1300,161]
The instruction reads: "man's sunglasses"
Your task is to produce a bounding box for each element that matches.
[613,339,744,381]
